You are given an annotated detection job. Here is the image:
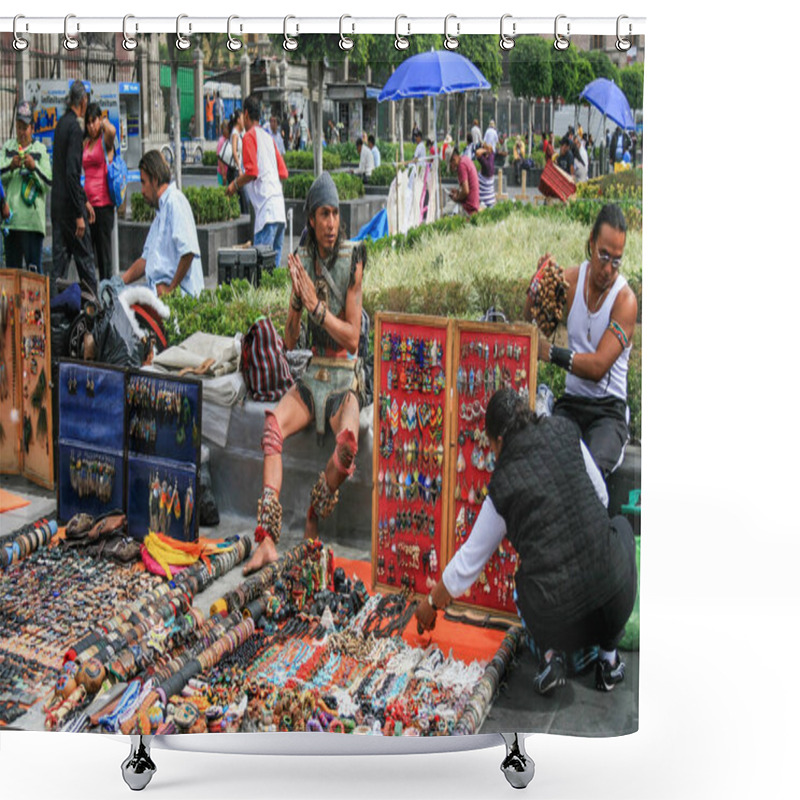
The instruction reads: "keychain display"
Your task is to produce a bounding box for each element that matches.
[373,315,451,597]
[450,323,537,615]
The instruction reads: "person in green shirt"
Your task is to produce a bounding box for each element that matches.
[0,101,52,271]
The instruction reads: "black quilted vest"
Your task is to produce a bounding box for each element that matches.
[488,415,630,628]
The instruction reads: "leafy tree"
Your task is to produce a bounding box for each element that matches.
[509,36,552,149]
[620,62,644,112]
[584,49,619,85]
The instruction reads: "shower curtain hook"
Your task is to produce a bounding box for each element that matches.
[227,16,243,51]
[122,15,138,51]
[554,14,571,51]
[63,14,79,51]
[13,15,29,51]
[175,14,191,51]
[339,15,355,51]
[283,16,298,51]
[394,15,410,51]
[443,14,459,50]
[500,14,516,51]
[616,15,632,51]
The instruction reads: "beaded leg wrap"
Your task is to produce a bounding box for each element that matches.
[254,485,282,545]
[308,471,339,522]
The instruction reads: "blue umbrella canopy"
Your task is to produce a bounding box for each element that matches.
[579,78,635,130]
[378,49,490,101]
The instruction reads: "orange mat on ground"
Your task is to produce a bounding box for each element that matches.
[0,488,30,513]
[335,556,507,664]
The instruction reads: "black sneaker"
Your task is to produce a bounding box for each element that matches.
[595,655,626,692]
[533,654,566,695]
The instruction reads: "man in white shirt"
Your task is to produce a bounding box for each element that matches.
[368,134,381,168]
[121,150,204,298]
[483,119,499,150]
[267,116,285,156]
[470,118,483,149]
[354,138,374,181]
[227,95,287,267]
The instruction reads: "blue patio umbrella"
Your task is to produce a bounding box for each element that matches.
[378,49,490,102]
[579,77,636,131]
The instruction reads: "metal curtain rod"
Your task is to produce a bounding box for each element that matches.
[0,15,646,37]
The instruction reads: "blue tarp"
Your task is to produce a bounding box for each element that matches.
[353,208,389,242]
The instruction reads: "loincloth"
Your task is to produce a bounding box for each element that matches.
[296,356,362,441]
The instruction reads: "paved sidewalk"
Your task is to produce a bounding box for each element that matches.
[1,473,638,736]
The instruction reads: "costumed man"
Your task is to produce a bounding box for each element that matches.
[242,172,366,575]
[525,203,637,479]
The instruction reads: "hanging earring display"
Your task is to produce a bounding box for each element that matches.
[373,315,450,597]
[451,322,537,614]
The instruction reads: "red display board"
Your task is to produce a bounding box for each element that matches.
[372,313,452,597]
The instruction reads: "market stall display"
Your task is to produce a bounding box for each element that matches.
[56,361,201,541]
[0,269,54,488]
[371,312,538,618]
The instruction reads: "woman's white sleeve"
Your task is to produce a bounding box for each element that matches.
[442,496,507,598]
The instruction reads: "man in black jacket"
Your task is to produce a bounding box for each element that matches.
[51,80,97,295]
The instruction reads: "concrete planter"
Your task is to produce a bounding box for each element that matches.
[364,185,391,197]
[285,195,386,241]
[119,215,253,288]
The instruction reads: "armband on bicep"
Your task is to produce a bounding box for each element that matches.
[608,320,630,349]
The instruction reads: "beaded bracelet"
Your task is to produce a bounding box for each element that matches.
[311,300,327,327]
[290,293,303,312]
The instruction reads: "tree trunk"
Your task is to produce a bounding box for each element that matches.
[170,37,181,190]
[315,60,324,177]
[528,100,534,153]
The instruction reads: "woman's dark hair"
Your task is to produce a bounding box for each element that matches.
[586,203,627,260]
[84,102,102,131]
[138,150,171,188]
[485,388,536,443]
[229,108,242,128]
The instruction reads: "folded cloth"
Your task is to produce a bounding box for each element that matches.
[152,332,241,377]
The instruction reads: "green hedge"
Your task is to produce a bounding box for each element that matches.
[326,141,359,163]
[130,186,241,225]
[282,172,364,201]
[530,149,546,169]
[284,149,342,171]
[202,150,218,167]
[368,164,396,186]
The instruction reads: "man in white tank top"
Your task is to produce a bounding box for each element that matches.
[524,204,638,478]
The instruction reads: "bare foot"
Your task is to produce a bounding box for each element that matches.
[304,512,319,540]
[242,538,279,575]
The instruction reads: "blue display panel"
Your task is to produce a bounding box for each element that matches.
[126,454,198,542]
[58,444,125,523]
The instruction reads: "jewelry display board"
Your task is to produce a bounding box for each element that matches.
[125,370,201,542]
[447,321,538,616]
[0,269,54,488]
[372,313,453,597]
[56,361,201,542]
[57,361,127,522]
[371,313,538,619]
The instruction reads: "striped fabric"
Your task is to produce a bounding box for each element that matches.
[479,173,496,208]
[241,318,295,401]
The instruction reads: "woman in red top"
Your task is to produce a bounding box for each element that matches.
[83,103,116,281]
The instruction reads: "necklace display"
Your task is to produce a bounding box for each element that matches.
[127,374,198,452]
[452,328,529,614]
[376,321,448,596]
